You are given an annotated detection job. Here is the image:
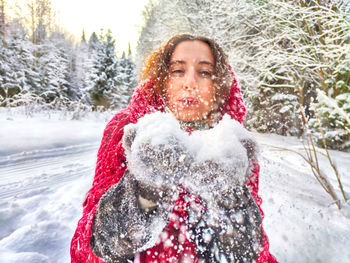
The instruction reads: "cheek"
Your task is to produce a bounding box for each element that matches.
[200,85,216,103]
[165,82,178,104]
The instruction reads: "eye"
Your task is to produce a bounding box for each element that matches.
[169,69,185,77]
[199,71,212,77]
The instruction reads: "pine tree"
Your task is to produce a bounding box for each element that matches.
[8,21,41,106]
[81,29,86,44]
[88,31,99,55]
[88,29,119,109]
[109,49,136,109]
[36,33,78,108]
[0,21,26,106]
[72,31,91,105]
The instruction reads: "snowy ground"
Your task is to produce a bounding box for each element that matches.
[256,133,350,263]
[0,109,349,263]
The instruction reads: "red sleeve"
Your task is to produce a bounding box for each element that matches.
[70,110,132,263]
[246,159,278,263]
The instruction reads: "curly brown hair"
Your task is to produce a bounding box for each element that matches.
[140,34,233,109]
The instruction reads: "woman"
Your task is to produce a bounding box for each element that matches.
[71,34,277,263]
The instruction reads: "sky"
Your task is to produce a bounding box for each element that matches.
[50,0,149,54]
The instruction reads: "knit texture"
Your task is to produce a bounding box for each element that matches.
[70,75,278,263]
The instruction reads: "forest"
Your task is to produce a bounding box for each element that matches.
[1,0,350,151]
[0,0,136,112]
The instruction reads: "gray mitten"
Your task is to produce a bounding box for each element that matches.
[122,114,193,191]
[183,135,262,262]
[190,185,263,263]
[90,171,175,263]
[179,115,258,199]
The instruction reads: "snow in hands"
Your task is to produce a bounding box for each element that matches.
[123,112,257,197]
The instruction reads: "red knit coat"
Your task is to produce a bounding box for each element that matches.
[70,76,278,263]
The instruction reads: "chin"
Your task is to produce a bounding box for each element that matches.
[176,112,203,122]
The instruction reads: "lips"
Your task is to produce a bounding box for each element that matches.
[180,97,199,106]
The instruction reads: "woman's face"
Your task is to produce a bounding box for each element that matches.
[165,40,216,122]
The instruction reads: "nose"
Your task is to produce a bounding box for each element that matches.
[183,67,197,90]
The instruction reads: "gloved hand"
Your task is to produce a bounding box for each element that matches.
[183,137,262,262]
[189,185,263,263]
[91,170,182,263]
[122,115,194,192]
[180,134,258,198]
[122,116,195,222]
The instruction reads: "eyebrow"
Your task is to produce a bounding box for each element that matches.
[169,60,214,67]
[199,61,214,67]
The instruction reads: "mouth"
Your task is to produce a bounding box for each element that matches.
[179,97,199,106]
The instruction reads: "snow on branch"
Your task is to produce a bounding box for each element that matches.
[316,89,350,127]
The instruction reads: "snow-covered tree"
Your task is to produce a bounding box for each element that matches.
[34,31,81,109]
[0,20,36,106]
[88,31,99,55]
[11,21,41,104]
[109,49,136,109]
[311,62,350,151]
[71,31,92,105]
[87,30,120,109]
[87,31,137,110]
[244,0,350,137]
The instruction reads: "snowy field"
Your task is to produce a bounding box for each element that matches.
[0,108,349,263]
